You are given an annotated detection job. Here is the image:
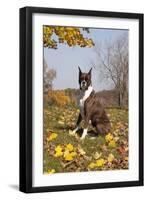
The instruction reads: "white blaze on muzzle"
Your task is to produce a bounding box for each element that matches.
[81,80,87,88]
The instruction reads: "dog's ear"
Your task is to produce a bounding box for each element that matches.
[88,68,92,75]
[78,66,82,75]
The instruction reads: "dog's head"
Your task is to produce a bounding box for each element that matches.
[78,66,92,90]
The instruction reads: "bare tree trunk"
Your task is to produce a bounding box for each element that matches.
[118,90,121,107]
[93,33,128,108]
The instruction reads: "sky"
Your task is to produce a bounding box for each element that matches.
[44,27,128,92]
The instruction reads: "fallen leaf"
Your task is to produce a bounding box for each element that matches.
[88,162,96,169]
[47,132,58,142]
[95,159,105,167]
[64,150,76,161]
[78,147,86,155]
[93,152,102,159]
[108,153,115,163]
[108,140,116,148]
[47,169,55,174]
[54,145,63,157]
[66,143,74,152]
[58,120,64,125]
[69,129,75,136]
[105,133,113,142]
[124,156,128,161]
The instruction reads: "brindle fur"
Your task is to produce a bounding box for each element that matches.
[84,91,111,134]
[76,67,111,135]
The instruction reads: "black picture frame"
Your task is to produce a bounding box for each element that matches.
[19,6,144,193]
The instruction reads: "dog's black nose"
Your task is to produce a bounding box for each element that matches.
[81,80,86,85]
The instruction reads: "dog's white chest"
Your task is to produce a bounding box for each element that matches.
[79,86,93,117]
[79,98,84,117]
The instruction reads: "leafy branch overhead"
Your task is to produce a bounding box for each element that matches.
[43,26,95,49]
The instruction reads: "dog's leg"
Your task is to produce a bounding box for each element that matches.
[81,116,89,139]
[81,128,88,139]
[96,122,111,135]
[73,113,82,134]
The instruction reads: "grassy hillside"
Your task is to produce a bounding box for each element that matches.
[43,105,128,174]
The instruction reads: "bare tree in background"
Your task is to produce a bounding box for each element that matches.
[93,34,128,107]
[44,59,56,93]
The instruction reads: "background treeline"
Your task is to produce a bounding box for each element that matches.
[44,88,128,108]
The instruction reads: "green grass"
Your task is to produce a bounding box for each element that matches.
[43,105,128,174]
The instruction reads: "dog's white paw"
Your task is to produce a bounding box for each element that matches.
[73,127,79,133]
[80,129,87,140]
[80,135,86,140]
[69,127,79,136]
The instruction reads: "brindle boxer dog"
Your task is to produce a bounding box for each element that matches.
[73,66,111,139]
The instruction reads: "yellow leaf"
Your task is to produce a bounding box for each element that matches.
[64,153,73,161]
[47,133,58,141]
[78,147,86,155]
[88,162,96,169]
[71,151,77,157]
[64,150,76,161]
[54,145,63,157]
[108,140,116,148]
[66,143,74,152]
[64,149,69,156]
[95,159,105,167]
[93,152,102,159]
[47,169,55,174]
[105,133,113,142]
[108,153,115,163]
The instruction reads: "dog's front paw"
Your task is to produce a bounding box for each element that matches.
[80,135,86,140]
[69,127,79,136]
[80,129,87,140]
[73,127,79,134]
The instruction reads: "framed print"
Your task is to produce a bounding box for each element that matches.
[19,7,144,193]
